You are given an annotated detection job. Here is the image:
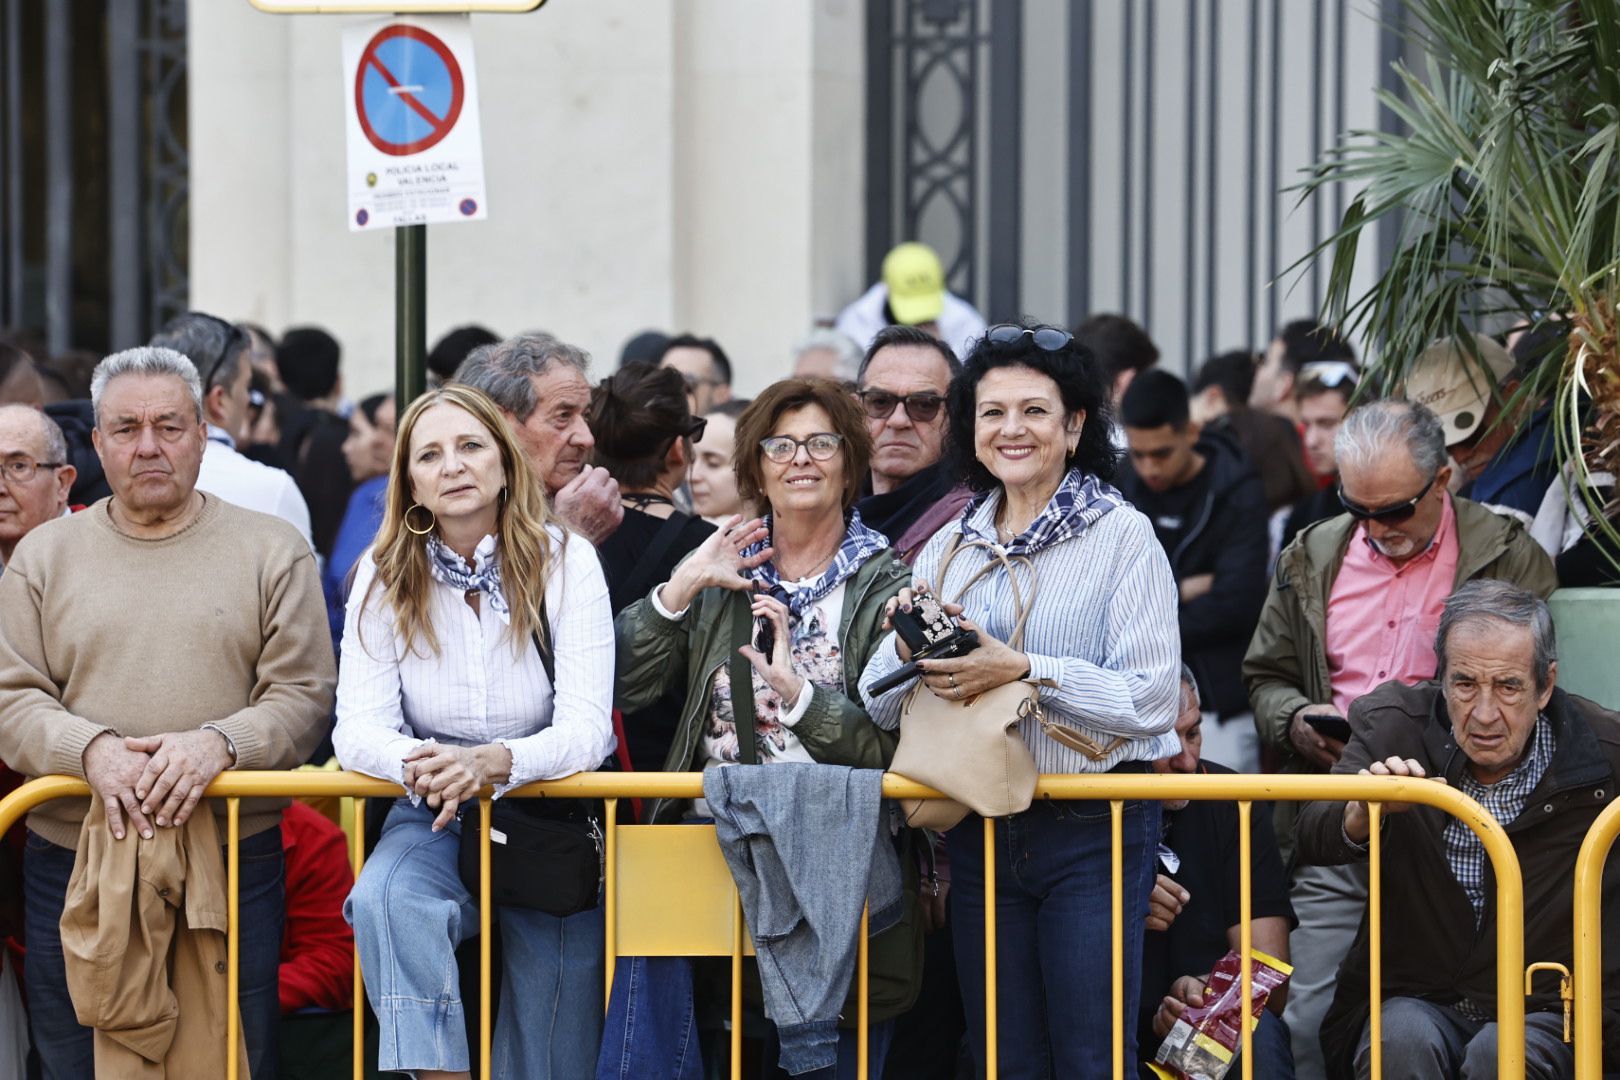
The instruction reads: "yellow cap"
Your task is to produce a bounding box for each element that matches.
[882,242,946,326]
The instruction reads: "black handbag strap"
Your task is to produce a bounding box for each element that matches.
[617,511,693,605]
[531,603,555,686]
[729,593,758,765]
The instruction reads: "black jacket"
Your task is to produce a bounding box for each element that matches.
[1296,681,1620,1078]
[1120,429,1269,718]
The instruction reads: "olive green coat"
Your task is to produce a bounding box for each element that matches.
[613,550,922,1021]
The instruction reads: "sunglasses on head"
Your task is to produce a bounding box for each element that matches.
[1338,474,1436,524]
[986,324,1074,351]
[1300,360,1360,390]
[856,389,945,423]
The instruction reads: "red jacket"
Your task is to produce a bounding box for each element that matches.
[278,801,355,1013]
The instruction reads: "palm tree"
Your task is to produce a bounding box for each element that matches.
[1300,0,1620,542]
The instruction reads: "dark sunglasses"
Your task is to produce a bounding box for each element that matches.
[1338,474,1437,524]
[856,389,945,423]
[986,324,1074,351]
[684,415,708,443]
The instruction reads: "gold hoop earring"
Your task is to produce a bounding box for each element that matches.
[404,503,436,536]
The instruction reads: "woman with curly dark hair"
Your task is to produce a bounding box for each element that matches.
[861,321,1182,1078]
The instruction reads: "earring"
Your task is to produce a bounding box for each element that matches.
[499,486,508,503]
[404,503,436,536]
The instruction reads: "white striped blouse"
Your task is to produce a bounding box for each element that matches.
[860,492,1183,774]
[332,527,616,792]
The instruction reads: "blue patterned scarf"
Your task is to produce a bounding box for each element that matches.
[960,468,1126,556]
[425,533,511,624]
[740,510,890,619]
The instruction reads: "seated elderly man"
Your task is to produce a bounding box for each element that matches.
[0,346,334,1079]
[1295,581,1620,1080]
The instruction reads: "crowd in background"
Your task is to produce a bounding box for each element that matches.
[0,236,1615,1080]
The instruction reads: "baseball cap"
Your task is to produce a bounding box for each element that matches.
[882,242,946,326]
[1402,333,1515,445]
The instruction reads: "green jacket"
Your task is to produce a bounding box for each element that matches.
[1242,498,1557,858]
[613,549,922,1020]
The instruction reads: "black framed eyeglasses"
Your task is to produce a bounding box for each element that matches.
[0,457,66,484]
[856,389,945,423]
[986,324,1074,351]
[759,432,843,464]
[1338,474,1437,524]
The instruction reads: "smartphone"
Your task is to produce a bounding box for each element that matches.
[753,616,775,660]
[1303,711,1352,743]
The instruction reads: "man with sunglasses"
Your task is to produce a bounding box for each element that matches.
[150,312,314,551]
[1243,399,1554,1080]
[852,325,972,566]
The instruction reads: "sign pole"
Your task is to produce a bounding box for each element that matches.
[395,223,427,414]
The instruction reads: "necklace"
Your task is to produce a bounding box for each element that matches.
[622,492,675,510]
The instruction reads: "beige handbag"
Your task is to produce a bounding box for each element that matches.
[888,535,1042,830]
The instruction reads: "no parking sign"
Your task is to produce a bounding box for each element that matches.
[342,15,487,230]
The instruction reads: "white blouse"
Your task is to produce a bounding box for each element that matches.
[332,528,616,792]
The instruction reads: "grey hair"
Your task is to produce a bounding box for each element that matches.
[1178,663,1201,712]
[452,333,591,421]
[793,328,863,382]
[0,403,67,464]
[1434,580,1558,692]
[1334,399,1447,479]
[89,347,203,426]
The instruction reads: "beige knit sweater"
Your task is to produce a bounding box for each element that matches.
[0,495,336,848]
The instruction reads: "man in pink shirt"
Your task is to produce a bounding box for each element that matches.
[1242,399,1555,1080]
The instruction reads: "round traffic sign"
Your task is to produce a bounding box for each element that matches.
[354,25,465,157]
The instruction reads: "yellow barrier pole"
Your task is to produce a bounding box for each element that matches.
[858,902,870,1080]
[1111,800,1124,1080]
[732,891,744,1080]
[1238,801,1252,1080]
[984,816,998,1080]
[604,797,618,1013]
[227,798,241,1080]
[1573,798,1620,1078]
[350,796,366,1080]
[479,798,492,1080]
[1369,804,1383,1080]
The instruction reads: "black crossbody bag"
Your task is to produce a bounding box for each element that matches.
[457,609,606,917]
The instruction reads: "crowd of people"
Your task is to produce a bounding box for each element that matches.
[0,237,1616,1080]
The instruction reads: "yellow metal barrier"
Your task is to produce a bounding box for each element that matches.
[0,770,1530,1080]
[1572,794,1620,1077]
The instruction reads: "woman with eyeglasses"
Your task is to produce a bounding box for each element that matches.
[613,377,920,1077]
[861,321,1182,1078]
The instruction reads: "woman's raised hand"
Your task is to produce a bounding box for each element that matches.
[738,591,806,707]
[657,515,773,614]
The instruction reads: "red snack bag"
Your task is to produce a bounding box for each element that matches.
[1149,948,1293,1080]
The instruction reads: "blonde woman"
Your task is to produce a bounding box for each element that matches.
[333,385,614,1080]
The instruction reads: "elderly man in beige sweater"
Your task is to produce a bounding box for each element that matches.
[0,346,335,1080]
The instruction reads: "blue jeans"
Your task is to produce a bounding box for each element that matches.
[1354,997,1571,1080]
[23,823,285,1080]
[948,798,1160,1080]
[345,798,603,1077]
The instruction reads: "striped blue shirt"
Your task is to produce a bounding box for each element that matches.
[860,488,1183,773]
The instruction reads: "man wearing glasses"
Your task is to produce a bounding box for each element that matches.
[1243,399,1554,1080]
[150,311,314,551]
[852,324,972,565]
[0,405,76,571]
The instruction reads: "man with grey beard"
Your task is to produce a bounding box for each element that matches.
[1242,398,1554,1080]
